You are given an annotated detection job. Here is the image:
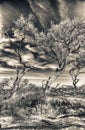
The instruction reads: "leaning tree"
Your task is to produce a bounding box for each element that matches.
[39,18,85,90]
[5,16,85,95]
[4,14,42,98]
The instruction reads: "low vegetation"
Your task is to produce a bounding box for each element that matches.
[0,78,85,130]
[0,15,85,130]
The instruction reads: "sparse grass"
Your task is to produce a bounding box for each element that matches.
[0,79,85,129]
[50,85,85,97]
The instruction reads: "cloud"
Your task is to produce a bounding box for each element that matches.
[0,38,57,73]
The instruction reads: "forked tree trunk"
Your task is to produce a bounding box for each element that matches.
[9,67,29,98]
[69,67,80,91]
[43,60,66,93]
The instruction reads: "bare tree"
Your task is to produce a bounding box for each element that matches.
[69,52,85,89]
[70,67,80,89]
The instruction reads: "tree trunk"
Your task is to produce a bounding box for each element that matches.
[9,68,29,98]
[73,81,77,89]
[43,67,65,93]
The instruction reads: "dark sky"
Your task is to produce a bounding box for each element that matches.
[0,0,85,30]
[0,0,30,13]
[0,0,30,31]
